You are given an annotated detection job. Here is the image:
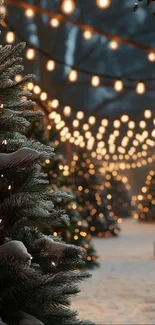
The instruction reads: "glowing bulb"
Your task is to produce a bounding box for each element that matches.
[27,82,34,91]
[61,0,75,14]
[113,120,120,128]
[6,31,15,44]
[88,116,96,125]
[68,69,78,82]
[139,120,146,129]
[15,75,22,82]
[121,115,129,123]
[148,52,155,62]
[136,81,145,94]
[25,8,34,18]
[109,40,118,50]
[50,99,59,108]
[144,109,152,119]
[96,0,111,8]
[77,111,84,119]
[91,75,100,87]
[151,129,155,137]
[50,18,60,27]
[26,48,35,60]
[128,121,135,129]
[83,30,92,39]
[40,92,47,101]
[114,79,123,92]
[46,60,55,71]
[101,119,108,127]
[63,105,72,117]
[73,119,79,128]
[33,85,41,94]
[83,123,89,131]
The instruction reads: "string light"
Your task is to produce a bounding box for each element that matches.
[139,120,146,129]
[113,120,121,128]
[49,99,59,109]
[144,109,152,119]
[88,116,96,125]
[101,119,108,127]
[25,8,35,18]
[46,60,55,71]
[136,81,145,94]
[40,92,48,101]
[148,52,155,62]
[109,40,119,50]
[68,69,78,82]
[6,31,15,44]
[121,115,129,123]
[15,74,22,82]
[26,48,35,60]
[33,85,41,94]
[83,123,89,131]
[50,18,60,27]
[128,121,135,129]
[61,0,75,15]
[83,30,92,40]
[114,79,123,92]
[76,111,84,119]
[63,105,72,117]
[73,119,79,128]
[91,76,100,87]
[96,0,111,9]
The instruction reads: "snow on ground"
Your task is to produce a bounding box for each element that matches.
[72,219,155,324]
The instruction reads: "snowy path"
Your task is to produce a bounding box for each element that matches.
[72,219,155,324]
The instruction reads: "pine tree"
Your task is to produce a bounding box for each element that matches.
[138,170,155,221]
[29,118,98,269]
[103,171,133,220]
[0,10,94,325]
[69,150,120,237]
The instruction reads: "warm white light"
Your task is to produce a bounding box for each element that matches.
[109,40,118,50]
[88,116,96,125]
[15,75,22,82]
[33,85,41,94]
[121,115,129,123]
[50,99,59,109]
[77,111,84,119]
[63,105,72,117]
[139,120,146,129]
[148,52,155,62]
[114,80,123,92]
[136,81,145,94]
[73,119,79,128]
[50,18,60,27]
[46,60,55,71]
[27,82,34,91]
[113,120,120,128]
[55,114,61,124]
[40,92,48,101]
[96,0,111,8]
[0,5,6,15]
[25,8,34,18]
[128,121,135,129]
[68,70,78,82]
[83,123,89,131]
[91,75,100,87]
[61,0,75,14]
[6,31,15,44]
[101,119,108,127]
[26,48,35,60]
[83,30,92,40]
[151,129,155,137]
[144,109,152,119]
